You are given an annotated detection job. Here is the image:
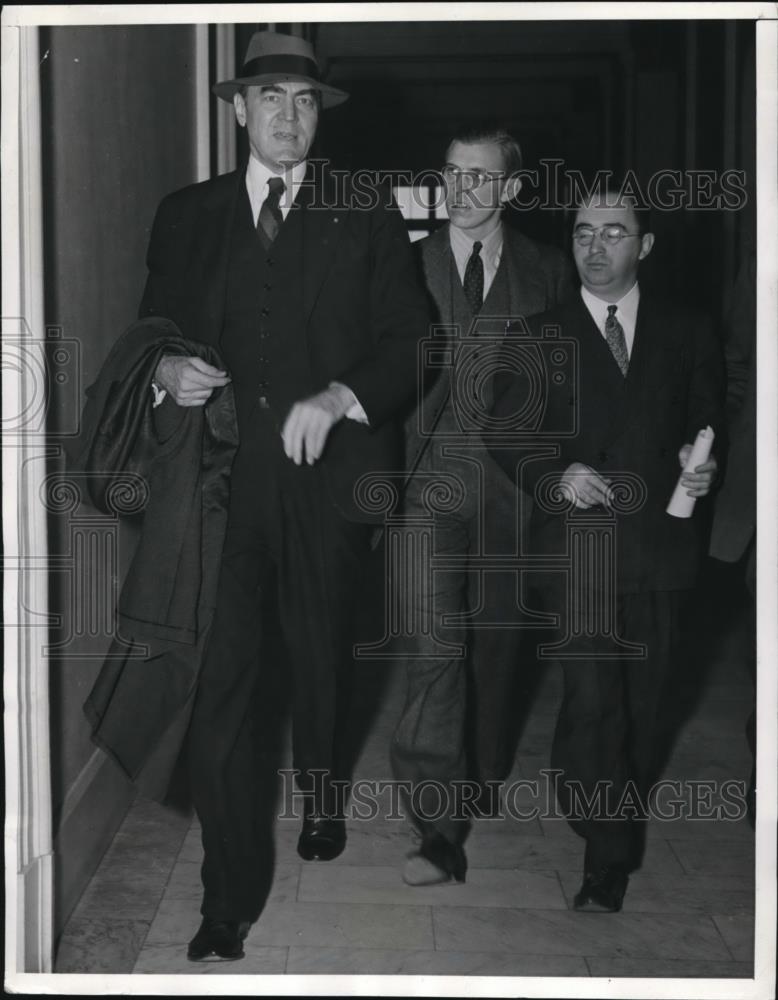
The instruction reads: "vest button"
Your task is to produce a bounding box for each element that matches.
[259,379,268,389]
[259,356,267,364]
[258,395,269,409]
[266,258,274,266]
[263,283,272,291]
[261,307,270,317]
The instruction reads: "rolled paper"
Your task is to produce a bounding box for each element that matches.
[666,425,715,518]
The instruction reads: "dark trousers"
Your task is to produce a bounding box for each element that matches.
[391,453,530,846]
[188,414,369,920]
[550,590,685,873]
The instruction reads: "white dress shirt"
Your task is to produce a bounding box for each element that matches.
[449,220,504,302]
[580,281,640,358]
[245,155,307,224]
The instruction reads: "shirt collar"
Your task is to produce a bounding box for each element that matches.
[246,155,307,214]
[580,281,640,329]
[449,219,504,264]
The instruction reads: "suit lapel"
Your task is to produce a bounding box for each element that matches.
[563,296,627,445]
[422,226,455,321]
[420,227,458,421]
[190,169,243,347]
[617,295,672,436]
[299,163,347,325]
[502,227,547,317]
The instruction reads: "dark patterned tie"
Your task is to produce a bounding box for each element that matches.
[257,177,286,248]
[463,240,484,315]
[605,304,629,376]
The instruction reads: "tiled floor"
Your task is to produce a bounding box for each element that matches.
[54,565,758,983]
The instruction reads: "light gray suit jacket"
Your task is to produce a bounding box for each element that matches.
[405,222,575,478]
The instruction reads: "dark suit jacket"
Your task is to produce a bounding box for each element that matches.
[490,292,725,596]
[406,222,575,477]
[140,161,430,520]
[710,253,756,564]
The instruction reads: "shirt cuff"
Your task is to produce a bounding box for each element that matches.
[151,381,167,408]
[329,381,369,425]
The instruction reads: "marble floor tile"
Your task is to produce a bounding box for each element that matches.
[55,917,151,973]
[164,859,301,904]
[557,869,754,915]
[71,870,168,922]
[133,942,288,974]
[143,896,205,947]
[286,945,588,976]
[668,838,755,877]
[432,907,727,960]
[464,831,685,876]
[712,913,755,962]
[536,816,589,840]
[145,896,434,952]
[98,831,180,876]
[120,798,192,835]
[298,864,566,909]
[585,957,754,978]
[463,831,580,871]
[248,900,434,950]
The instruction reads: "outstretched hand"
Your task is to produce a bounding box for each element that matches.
[281,384,354,465]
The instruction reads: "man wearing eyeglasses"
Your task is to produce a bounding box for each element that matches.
[392,126,574,886]
[489,191,724,912]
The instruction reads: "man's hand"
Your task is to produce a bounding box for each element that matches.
[678,444,718,497]
[154,355,231,407]
[282,384,354,465]
[559,462,613,509]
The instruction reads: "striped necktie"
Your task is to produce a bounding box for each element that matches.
[605,304,629,376]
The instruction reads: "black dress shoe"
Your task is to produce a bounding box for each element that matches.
[187,917,251,962]
[573,866,628,913]
[297,814,346,861]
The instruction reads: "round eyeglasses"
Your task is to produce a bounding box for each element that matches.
[573,225,642,247]
[441,165,505,191]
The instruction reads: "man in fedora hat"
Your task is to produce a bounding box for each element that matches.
[141,29,429,960]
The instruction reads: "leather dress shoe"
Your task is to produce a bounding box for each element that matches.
[573,866,628,913]
[297,814,346,861]
[187,917,251,961]
[402,833,467,886]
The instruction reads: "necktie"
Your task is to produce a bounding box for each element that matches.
[257,177,286,248]
[463,240,484,315]
[605,304,629,376]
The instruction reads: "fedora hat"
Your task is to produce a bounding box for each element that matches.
[212,30,348,108]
